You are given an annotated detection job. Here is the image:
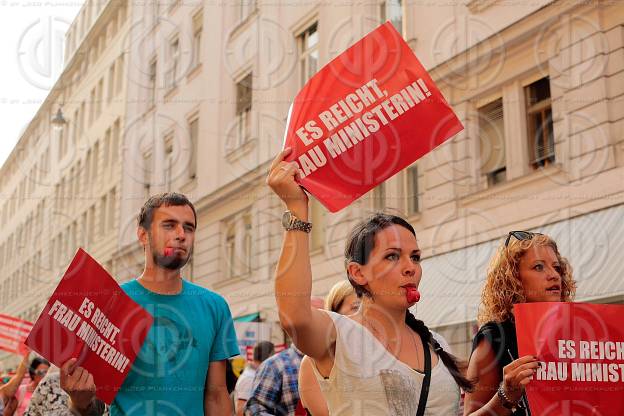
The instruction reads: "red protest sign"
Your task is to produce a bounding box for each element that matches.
[0,314,33,355]
[515,302,624,416]
[25,249,153,404]
[283,21,463,212]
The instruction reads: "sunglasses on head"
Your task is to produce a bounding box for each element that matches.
[504,231,544,247]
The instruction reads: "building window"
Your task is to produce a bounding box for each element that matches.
[85,150,92,187]
[112,119,120,163]
[89,88,96,125]
[103,128,111,168]
[380,1,403,35]
[108,187,116,232]
[164,135,174,191]
[88,206,96,244]
[299,23,319,86]
[405,165,419,215]
[99,196,107,236]
[152,1,160,25]
[165,37,180,90]
[188,117,198,179]
[478,98,506,186]
[92,141,100,181]
[525,77,554,169]
[191,9,203,68]
[372,182,385,212]
[80,102,86,134]
[116,54,124,94]
[108,63,115,102]
[143,151,152,198]
[96,78,103,118]
[225,223,236,279]
[223,211,253,279]
[73,109,79,144]
[148,58,157,107]
[243,215,252,275]
[229,73,252,153]
[79,213,87,248]
[75,161,82,196]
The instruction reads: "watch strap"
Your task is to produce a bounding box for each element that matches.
[283,211,312,233]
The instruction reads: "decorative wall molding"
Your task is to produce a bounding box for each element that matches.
[466,0,498,14]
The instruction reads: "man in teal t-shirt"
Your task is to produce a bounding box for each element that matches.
[59,193,239,415]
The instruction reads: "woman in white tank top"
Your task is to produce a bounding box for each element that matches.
[267,149,473,415]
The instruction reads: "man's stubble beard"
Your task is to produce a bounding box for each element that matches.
[148,235,193,271]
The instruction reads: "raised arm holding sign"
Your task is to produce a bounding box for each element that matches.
[267,22,473,415]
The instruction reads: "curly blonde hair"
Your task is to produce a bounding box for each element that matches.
[478,234,576,324]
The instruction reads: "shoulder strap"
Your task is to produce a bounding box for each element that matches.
[416,332,432,416]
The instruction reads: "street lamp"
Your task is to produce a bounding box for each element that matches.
[51,107,67,131]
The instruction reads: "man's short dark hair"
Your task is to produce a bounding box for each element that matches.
[137,192,197,230]
[253,341,275,363]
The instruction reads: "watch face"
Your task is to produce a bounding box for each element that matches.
[282,211,292,228]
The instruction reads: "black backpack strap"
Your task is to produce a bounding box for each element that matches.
[416,332,432,416]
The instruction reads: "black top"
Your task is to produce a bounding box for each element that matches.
[471,320,531,416]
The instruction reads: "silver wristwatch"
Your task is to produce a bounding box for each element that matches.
[282,210,312,233]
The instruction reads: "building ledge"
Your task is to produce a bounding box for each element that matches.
[225,138,257,164]
[163,85,179,102]
[465,0,497,14]
[459,164,563,206]
[186,63,203,83]
[227,8,260,42]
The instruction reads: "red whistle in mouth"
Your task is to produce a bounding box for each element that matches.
[164,247,174,257]
[406,287,421,303]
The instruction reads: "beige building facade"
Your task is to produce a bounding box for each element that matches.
[0,0,131,366]
[2,0,623,367]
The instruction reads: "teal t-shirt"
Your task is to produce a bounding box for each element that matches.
[110,279,239,415]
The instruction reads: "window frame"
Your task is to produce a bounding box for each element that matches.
[404,164,420,216]
[525,77,554,169]
[298,22,319,87]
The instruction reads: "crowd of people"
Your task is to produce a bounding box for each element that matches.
[0,156,577,415]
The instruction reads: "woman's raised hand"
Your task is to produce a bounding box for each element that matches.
[501,355,540,403]
[266,148,308,214]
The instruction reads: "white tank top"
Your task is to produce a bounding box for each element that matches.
[311,311,460,416]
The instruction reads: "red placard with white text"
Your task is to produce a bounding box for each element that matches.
[515,302,624,415]
[0,314,32,355]
[282,21,463,212]
[25,249,153,404]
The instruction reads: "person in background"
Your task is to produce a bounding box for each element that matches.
[298,281,360,415]
[245,298,322,416]
[243,345,303,416]
[464,231,576,415]
[24,366,108,416]
[15,357,49,415]
[0,352,30,416]
[235,341,275,416]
